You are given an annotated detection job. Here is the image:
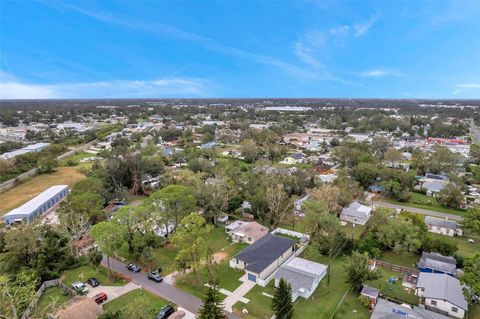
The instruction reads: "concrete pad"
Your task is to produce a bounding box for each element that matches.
[86,282,140,303]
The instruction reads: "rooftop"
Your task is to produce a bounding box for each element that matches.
[417,273,467,310]
[5,185,68,218]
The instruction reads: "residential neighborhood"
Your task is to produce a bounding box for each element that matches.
[0,99,480,319]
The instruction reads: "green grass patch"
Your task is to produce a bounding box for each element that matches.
[60,151,95,166]
[377,193,466,216]
[366,269,418,305]
[102,288,171,313]
[342,223,367,240]
[31,287,72,318]
[334,291,370,319]
[380,251,419,268]
[428,233,480,257]
[62,265,125,287]
[232,283,276,319]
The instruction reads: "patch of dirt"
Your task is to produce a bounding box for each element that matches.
[213,251,228,263]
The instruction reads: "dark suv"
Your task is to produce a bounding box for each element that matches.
[126,263,141,272]
[156,305,175,319]
[87,278,100,287]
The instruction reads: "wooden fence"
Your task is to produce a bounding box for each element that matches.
[375,260,417,274]
[20,279,76,319]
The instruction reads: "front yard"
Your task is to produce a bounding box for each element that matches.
[377,193,466,216]
[62,264,126,287]
[102,288,171,314]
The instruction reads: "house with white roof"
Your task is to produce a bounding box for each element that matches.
[274,257,327,301]
[340,201,373,225]
[416,273,468,318]
[4,185,69,225]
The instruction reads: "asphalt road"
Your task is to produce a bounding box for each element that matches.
[470,118,480,144]
[370,201,463,221]
[102,257,240,319]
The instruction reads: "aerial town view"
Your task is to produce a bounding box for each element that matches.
[0,1,479,319]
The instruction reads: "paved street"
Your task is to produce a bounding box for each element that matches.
[102,257,240,319]
[371,201,463,221]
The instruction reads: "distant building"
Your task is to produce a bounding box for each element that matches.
[340,201,372,225]
[0,142,50,160]
[4,185,69,225]
[424,216,462,237]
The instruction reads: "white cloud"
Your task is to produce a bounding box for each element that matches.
[353,14,380,37]
[453,83,480,95]
[0,77,209,99]
[359,69,402,77]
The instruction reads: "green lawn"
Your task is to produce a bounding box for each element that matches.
[380,251,419,268]
[62,265,125,287]
[334,292,370,319]
[31,286,72,318]
[59,151,95,166]
[366,269,418,305]
[428,233,480,257]
[175,241,247,298]
[342,223,367,240]
[232,246,351,319]
[469,304,480,319]
[377,193,466,216]
[103,288,171,314]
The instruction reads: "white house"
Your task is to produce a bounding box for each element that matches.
[230,234,296,286]
[340,201,372,225]
[416,273,468,319]
[424,216,462,237]
[274,257,327,301]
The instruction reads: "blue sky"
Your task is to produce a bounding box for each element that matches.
[1,0,479,99]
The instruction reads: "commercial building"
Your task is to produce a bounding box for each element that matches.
[0,142,50,160]
[4,185,69,225]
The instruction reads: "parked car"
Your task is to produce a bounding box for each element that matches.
[72,281,89,294]
[148,271,163,283]
[126,263,141,272]
[93,292,107,304]
[87,278,100,287]
[156,305,175,319]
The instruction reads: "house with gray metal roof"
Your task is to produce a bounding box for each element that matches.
[274,257,327,301]
[417,252,457,276]
[340,201,372,225]
[371,298,451,319]
[416,273,467,318]
[230,233,296,286]
[425,216,462,237]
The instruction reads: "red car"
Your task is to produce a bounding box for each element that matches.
[93,292,107,304]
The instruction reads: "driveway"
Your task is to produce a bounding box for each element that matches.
[86,282,140,303]
[101,257,240,319]
[370,201,463,221]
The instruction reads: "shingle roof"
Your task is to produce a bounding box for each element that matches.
[424,216,459,229]
[418,252,457,275]
[234,233,295,274]
[371,298,451,319]
[417,273,467,310]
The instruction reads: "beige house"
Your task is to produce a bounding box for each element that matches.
[425,216,462,237]
[226,221,269,244]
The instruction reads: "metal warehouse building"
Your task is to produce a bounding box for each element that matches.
[4,185,69,225]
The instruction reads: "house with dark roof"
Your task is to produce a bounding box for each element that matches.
[274,257,327,301]
[425,216,462,237]
[417,252,457,276]
[229,233,296,286]
[416,273,467,318]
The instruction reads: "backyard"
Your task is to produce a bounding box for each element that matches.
[379,251,419,269]
[0,166,87,217]
[31,286,72,318]
[365,268,418,305]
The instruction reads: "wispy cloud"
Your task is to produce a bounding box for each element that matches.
[0,75,209,99]
[353,14,380,37]
[453,83,480,95]
[359,68,403,77]
[51,2,326,82]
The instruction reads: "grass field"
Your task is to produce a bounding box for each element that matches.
[0,166,87,216]
[31,287,72,318]
[380,251,419,268]
[59,151,94,166]
[366,269,418,305]
[102,288,171,314]
[62,265,125,287]
[377,193,466,216]
[428,232,480,257]
[334,292,370,319]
